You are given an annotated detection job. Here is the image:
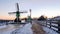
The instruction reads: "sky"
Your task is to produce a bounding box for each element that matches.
[0,0,60,20]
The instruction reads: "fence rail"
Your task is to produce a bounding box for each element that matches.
[37,20,60,33]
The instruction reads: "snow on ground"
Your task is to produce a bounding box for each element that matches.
[0,21,58,34]
[43,26,58,34]
[0,25,15,34]
[0,24,23,34]
[0,25,6,29]
[0,29,16,34]
[12,23,33,34]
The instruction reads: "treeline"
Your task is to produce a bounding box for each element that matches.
[21,15,47,21]
[38,15,47,21]
[0,20,13,23]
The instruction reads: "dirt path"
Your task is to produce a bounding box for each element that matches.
[31,21,46,34]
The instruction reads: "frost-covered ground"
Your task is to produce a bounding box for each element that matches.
[0,25,15,34]
[0,25,6,29]
[12,23,33,34]
[0,22,33,34]
[0,22,59,34]
[0,24,23,34]
[43,26,58,34]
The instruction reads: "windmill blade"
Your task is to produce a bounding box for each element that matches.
[19,11,27,13]
[19,10,28,13]
[8,12,16,14]
[16,3,19,11]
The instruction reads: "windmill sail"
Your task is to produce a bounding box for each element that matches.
[8,3,27,22]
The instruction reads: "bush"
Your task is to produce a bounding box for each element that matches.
[38,15,47,21]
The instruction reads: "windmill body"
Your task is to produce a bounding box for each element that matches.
[8,3,27,23]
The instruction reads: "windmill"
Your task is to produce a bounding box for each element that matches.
[8,3,27,23]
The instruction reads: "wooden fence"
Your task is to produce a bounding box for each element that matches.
[37,20,60,33]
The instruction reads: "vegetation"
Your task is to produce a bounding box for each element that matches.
[32,23,46,34]
[38,15,47,21]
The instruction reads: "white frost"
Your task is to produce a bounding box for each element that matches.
[43,26,58,34]
[12,23,33,34]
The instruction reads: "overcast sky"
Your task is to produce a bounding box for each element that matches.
[0,0,60,19]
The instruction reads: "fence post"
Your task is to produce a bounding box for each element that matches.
[50,20,51,28]
[58,20,60,33]
[46,20,47,27]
